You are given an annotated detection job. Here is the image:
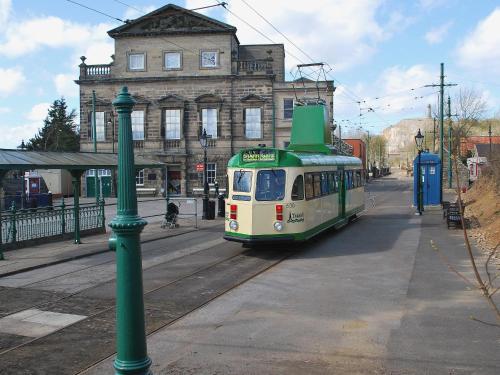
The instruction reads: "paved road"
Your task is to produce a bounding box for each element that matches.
[0,174,498,374]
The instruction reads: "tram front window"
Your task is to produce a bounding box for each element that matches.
[255,169,285,201]
[233,170,253,192]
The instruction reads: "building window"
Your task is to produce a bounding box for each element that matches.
[207,163,216,184]
[201,50,218,68]
[128,53,145,71]
[165,109,181,139]
[284,98,294,119]
[245,108,261,139]
[164,52,182,70]
[202,108,217,138]
[91,111,105,141]
[136,169,144,186]
[131,110,144,140]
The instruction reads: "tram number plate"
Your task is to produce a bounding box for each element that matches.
[242,149,276,162]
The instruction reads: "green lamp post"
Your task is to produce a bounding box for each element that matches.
[109,86,151,375]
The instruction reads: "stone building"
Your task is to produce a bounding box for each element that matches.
[76,4,334,196]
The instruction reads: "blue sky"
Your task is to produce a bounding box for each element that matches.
[1,0,499,148]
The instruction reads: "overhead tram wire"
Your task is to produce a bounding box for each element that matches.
[65,0,125,22]
[238,0,316,64]
[214,0,309,67]
[67,0,226,58]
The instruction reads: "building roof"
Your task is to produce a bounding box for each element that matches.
[475,143,500,158]
[0,150,164,171]
[108,4,237,38]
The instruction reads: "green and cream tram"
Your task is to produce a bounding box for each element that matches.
[224,101,365,244]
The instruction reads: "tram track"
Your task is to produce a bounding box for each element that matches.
[0,239,298,375]
[0,229,223,318]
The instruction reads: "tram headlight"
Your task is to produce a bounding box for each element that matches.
[273,221,284,232]
[229,220,239,231]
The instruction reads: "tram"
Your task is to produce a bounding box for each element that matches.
[224,100,365,244]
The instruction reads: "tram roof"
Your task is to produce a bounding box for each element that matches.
[228,148,362,168]
[0,149,164,171]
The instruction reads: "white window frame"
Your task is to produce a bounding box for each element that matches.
[206,163,216,184]
[200,50,219,68]
[128,53,145,71]
[284,98,294,119]
[131,110,145,140]
[202,108,218,138]
[91,111,105,141]
[245,107,262,139]
[136,169,144,186]
[164,51,182,70]
[165,109,181,140]
[98,169,111,177]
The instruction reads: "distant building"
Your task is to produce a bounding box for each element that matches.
[460,136,500,157]
[467,143,500,181]
[343,139,366,170]
[76,4,334,196]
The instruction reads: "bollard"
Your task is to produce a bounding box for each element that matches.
[217,194,225,217]
[109,87,151,375]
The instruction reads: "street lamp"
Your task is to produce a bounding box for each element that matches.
[415,128,424,215]
[199,128,210,220]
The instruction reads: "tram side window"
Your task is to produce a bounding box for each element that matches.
[233,170,252,193]
[333,172,340,192]
[291,175,304,201]
[320,172,329,195]
[255,169,286,201]
[328,172,336,193]
[313,173,321,198]
[305,173,314,200]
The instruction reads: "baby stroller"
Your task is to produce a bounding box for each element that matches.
[162,202,179,229]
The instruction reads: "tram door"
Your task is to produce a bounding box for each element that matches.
[339,168,346,218]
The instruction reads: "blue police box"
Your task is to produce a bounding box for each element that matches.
[413,152,441,207]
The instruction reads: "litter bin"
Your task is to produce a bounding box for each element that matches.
[207,200,216,220]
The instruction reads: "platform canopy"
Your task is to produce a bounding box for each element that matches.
[0,149,164,171]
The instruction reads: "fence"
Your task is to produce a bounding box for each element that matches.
[0,200,105,250]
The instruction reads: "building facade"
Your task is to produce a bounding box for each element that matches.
[76,4,333,196]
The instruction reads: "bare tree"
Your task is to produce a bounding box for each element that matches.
[453,88,488,139]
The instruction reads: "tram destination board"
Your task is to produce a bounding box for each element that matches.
[242,149,276,163]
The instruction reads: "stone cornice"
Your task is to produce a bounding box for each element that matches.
[75,74,276,85]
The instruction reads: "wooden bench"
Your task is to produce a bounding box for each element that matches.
[136,187,157,197]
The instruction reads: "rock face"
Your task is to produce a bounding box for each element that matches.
[382,117,435,168]
[382,117,469,187]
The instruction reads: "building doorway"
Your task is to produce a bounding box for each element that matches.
[167,167,181,196]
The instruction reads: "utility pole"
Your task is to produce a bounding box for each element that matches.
[433,117,436,153]
[424,63,457,203]
[447,96,452,188]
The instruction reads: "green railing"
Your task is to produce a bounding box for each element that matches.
[1,200,105,246]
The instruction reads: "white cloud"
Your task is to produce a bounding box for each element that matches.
[0,67,26,96]
[54,73,78,98]
[0,107,10,114]
[419,0,447,10]
[0,16,116,61]
[364,65,435,115]
[0,122,42,149]
[425,21,452,44]
[456,8,500,75]
[0,0,11,29]
[222,0,403,72]
[26,102,50,122]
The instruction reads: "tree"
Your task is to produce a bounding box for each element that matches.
[452,88,488,141]
[25,98,79,152]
